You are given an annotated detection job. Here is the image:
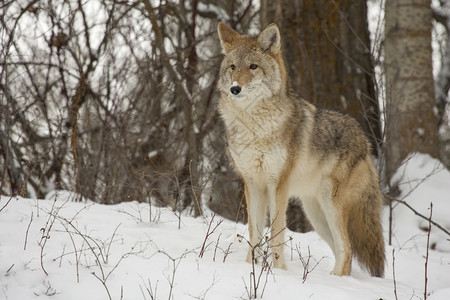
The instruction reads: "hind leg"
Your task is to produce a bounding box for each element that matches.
[321,200,352,276]
[300,197,335,255]
[318,180,352,276]
[301,194,352,276]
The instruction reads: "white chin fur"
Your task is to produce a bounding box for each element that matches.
[229,93,246,100]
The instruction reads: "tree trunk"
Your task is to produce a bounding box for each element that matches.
[260,0,381,153]
[432,2,450,169]
[385,0,440,182]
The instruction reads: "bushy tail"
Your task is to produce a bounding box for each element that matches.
[348,171,385,277]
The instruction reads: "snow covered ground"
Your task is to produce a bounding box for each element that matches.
[1,153,449,300]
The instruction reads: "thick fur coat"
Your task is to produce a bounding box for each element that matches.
[217,23,385,277]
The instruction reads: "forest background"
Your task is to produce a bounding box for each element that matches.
[1,0,450,230]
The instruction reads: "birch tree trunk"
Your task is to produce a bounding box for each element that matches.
[385,0,440,182]
[432,2,450,169]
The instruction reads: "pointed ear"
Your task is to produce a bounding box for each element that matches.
[218,22,240,53]
[258,23,281,54]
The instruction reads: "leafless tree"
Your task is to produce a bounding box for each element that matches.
[0,0,257,217]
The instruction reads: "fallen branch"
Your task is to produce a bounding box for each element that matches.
[0,196,15,212]
[385,194,450,237]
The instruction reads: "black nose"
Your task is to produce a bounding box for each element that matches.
[230,86,241,95]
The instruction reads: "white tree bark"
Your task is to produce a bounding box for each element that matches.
[384,0,440,181]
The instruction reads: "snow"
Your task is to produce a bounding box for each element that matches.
[389,154,450,254]
[1,153,450,299]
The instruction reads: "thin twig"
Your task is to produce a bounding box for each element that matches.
[392,249,398,300]
[238,231,274,299]
[424,203,433,300]
[92,272,112,300]
[223,242,233,263]
[189,159,202,216]
[296,244,324,283]
[39,197,63,275]
[105,224,121,264]
[24,211,33,250]
[6,264,14,275]
[0,196,14,212]
[213,233,222,262]
[199,213,223,258]
[385,194,450,237]
[55,218,81,282]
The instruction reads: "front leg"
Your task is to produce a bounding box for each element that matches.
[268,182,288,269]
[245,183,268,265]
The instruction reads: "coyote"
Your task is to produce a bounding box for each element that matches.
[217,23,385,277]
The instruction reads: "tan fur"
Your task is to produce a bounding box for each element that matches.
[217,23,385,277]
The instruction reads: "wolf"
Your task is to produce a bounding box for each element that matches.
[216,22,385,277]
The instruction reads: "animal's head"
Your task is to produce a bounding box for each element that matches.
[217,23,288,102]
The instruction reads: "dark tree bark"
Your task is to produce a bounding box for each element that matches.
[260,0,381,153]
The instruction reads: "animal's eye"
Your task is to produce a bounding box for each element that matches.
[250,64,258,70]
[230,64,235,70]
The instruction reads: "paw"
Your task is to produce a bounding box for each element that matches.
[331,270,345,276]
[331,266,350,276]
